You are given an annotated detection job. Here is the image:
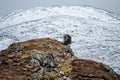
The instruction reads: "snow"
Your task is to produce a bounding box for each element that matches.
[0,6,120,74]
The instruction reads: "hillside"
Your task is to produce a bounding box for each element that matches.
[0,38,120,80]
[0,6,120,74]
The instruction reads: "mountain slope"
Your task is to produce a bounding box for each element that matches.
[0,6,120,74]
[0,38,120,80]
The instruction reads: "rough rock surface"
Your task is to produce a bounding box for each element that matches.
[0,38,120,80]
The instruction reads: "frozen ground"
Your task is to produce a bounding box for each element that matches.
[0,6,120,74]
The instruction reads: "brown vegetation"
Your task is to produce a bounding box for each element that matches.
[0,38,120,80]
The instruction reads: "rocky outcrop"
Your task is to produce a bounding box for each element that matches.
[0,38,120,80]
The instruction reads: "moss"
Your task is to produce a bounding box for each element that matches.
[60,59,72,76]
[39,72,59,80]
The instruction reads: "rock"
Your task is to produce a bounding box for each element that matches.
[0,38,120,80]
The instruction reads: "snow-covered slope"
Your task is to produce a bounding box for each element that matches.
[0,6,120,74]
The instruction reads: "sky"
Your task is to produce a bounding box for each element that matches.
[0,0,120,16]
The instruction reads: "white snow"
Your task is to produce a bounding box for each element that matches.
[0,6,120,74]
